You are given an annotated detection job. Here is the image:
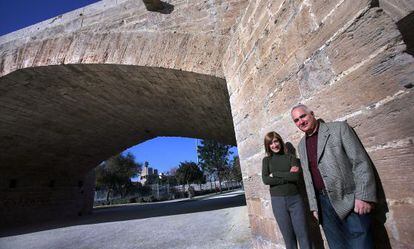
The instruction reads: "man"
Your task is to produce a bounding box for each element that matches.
[290,104,377,249]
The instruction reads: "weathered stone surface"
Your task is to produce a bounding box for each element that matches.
[1,169,95,227]
[249,214,281,244]
[298,49,335,98]
[368,145,414,200]
[301,44,413,123]
[325,8,401,74]
[386,203,414,248]
[348,90,414,150]
[224,0,414,247]
[1,0,414,248]
[0,0,249,78]
[296,0,372,63]
[379,0,414,22]
[244,174,269,200]
[246,197,274,220]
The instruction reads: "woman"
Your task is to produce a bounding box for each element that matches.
[262,131,311,249]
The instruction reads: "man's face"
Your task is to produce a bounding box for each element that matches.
[291,107,317,134]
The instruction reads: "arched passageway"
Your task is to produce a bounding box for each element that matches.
[0,0,249,230]
[0,64,236,227]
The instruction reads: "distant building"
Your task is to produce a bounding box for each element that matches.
[140,161,159,185]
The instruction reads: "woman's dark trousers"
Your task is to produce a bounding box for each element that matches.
[271,194,312,249]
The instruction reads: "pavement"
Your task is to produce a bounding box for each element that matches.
[0,190,252,249]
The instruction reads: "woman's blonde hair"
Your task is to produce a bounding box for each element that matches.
[264,131,286,157]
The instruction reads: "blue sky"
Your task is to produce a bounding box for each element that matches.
[125,137,200,174]
[0,0,101,36]
[0,0,238,173]
[125,138,238,174]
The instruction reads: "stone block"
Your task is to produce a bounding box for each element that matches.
[348,90,414,149]
[250,0,316,66]
[325,8,402,74]
[237,134,263,162]
[300,42,413,124]
[379,0,414,22]
[295,0,371,63]
[297,49,335,98]
[366,145,414,200]
[249,214,281,243]
[251,237,279,249]
[242,153,263,178]
[386,203,414,248]
[308,0,343,24]
[244,174,269,200]
[272,3,317,64]
[246,197,275,220]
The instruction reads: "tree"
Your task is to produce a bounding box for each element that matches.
[175,161,203,191]
[230,156,242,182]
[197,140,233,193]
[144,173,160,185]
[95,152,142,202]
[169,167,178,177]
[159,172,178,186]
[223,155,242,190]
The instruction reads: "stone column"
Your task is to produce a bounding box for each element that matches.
[223,0,414,248]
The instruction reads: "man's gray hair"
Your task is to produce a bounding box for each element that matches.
[291,104,312,113]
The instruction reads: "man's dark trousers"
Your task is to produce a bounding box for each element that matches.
[318,193,373,249]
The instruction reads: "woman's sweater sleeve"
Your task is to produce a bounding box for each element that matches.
[273,154,300,182]
[262,157,287,186]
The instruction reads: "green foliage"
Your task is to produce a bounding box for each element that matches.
[230,156,243,182]
[197,140,233,191]
[144,173,160,185]
[159,174,178,185]
[175,161,204,186]
[95,152,142,199]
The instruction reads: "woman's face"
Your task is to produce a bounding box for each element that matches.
[269,138,281,153]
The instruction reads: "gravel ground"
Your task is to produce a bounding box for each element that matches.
[0,191,252,249]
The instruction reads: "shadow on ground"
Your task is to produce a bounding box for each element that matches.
[1,191,246,237]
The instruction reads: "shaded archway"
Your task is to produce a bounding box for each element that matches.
[0,64,236,227]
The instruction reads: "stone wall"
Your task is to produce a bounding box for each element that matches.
[1,169,95,228]
[0,0,248,229]
[223,0,414,248]
[0,0,413,248]
[379,0,414,22]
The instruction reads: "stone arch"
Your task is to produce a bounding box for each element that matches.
[2,0,414,248]
[0,64,235,169]
[0,63,236,227]
[0,0,250,227]
[0,0,249,79]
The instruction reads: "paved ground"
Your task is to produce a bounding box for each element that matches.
[0,190,252,249]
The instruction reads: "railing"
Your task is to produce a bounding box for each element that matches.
[94,180,243,206]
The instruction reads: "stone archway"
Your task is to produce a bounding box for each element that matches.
[1,0,414,248]
[0,0,250,228]
[0,63,237,227]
